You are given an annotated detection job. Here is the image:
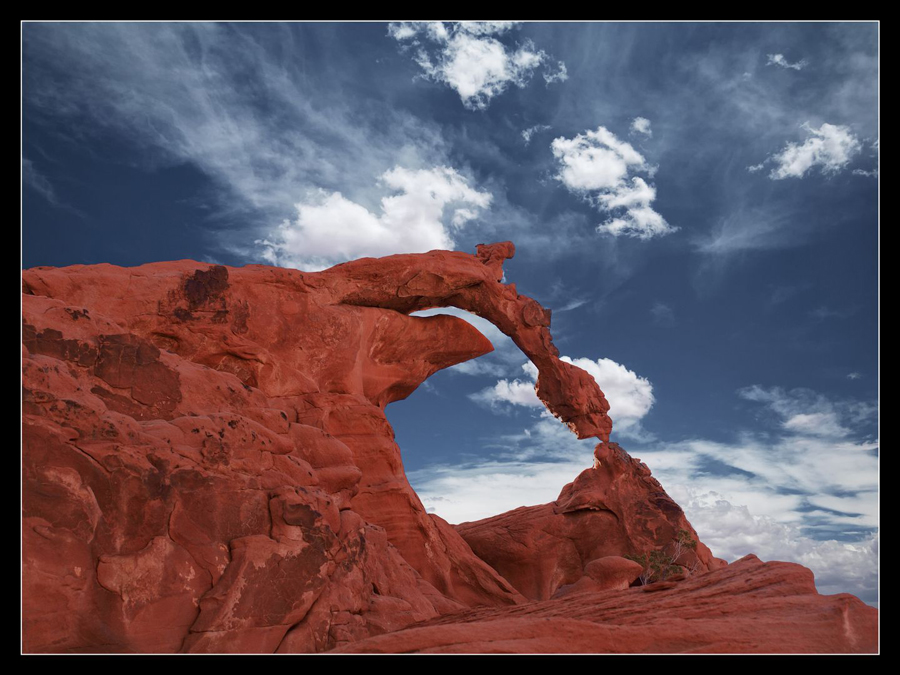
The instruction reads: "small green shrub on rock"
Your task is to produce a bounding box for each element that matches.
[624,530,698,585]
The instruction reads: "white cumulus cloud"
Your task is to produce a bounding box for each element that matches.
[470,361,542,409]
[668,488,877,604]
[388,22,565,110]
[562,356,654,431]
[551,126,675,239]
[767,122,862,179]
[630,116,652,137]
[258,166,491,270]
[472,355,654,438]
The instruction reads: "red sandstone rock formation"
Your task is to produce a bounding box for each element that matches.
[333,555,879,654]
[21,243,877,653]
[456,442,727,601]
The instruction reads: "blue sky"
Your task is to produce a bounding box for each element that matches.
[22,22,878,605]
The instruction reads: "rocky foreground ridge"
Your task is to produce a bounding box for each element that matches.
[22,242,877,653]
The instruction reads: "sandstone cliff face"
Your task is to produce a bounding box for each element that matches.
[21,243,877,653]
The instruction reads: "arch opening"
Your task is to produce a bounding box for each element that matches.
[384,307,598,526]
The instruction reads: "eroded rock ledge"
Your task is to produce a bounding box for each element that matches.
[334,555,879,654]
[22,243,877,653]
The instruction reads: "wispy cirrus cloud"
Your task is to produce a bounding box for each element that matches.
[388,22,566,110]
[22,157,58,204]
[809,305,858,321]
[766,282,813,307]
[23,156,88,220]
[693,205,805,256]
[551,126,675,240]
[766,53,809,71]
[738,384,876,439]
[556,297,590,312]
[650,301,675,325]
[521,123,552,145]
[543,61,569,84]
[23,23,498,266]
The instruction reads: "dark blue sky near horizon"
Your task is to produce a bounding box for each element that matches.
[22,22,878,604]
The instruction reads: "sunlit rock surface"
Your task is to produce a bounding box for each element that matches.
[21,243,876,653]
